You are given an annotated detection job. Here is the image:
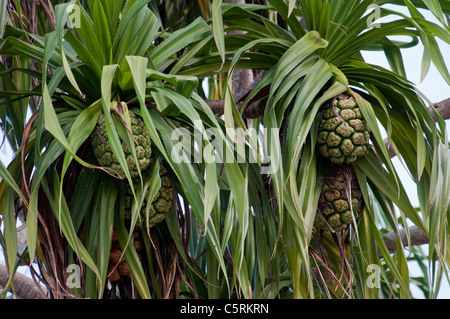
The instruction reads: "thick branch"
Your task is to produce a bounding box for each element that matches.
[0,264,47,299]
[206,98,266,119]
[206,68,266,119]
[379,226,428,258]
[430,97,450,122]
[208,91,450,125]
[206,99,225,116]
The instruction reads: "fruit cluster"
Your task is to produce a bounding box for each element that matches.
[107,230,144,282]
[317,93,370,165]
[315,92,369,232]
[91,106,152,179]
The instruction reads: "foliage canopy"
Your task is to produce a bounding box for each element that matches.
[0,0,449,299]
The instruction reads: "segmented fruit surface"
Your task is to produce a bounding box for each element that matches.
[91,107,152,179]
[314,164,363,232]
[124,164,173,228]
[317,93,370,164]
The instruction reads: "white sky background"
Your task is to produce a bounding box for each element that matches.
[0,4,449,299]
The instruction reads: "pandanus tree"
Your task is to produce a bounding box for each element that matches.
[0,0,449,299]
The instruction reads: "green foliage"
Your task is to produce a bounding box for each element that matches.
[0,0,449,299]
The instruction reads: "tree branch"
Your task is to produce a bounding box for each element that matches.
[430,97,450,122]
[382,97,450,159]
[207,88,450,125]
[0,264,47,299]
[206,98,267,119]
[378,226,428,258]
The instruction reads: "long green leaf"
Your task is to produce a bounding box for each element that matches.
[269,31,328,98]
[212,0,225,68]
[149,17,211,69]
[114,219,152,299]
[356,152,425,233]
[41,173,102,290]
[97,174,119,296]
[55,1,84,97]
[1,187,18,298]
